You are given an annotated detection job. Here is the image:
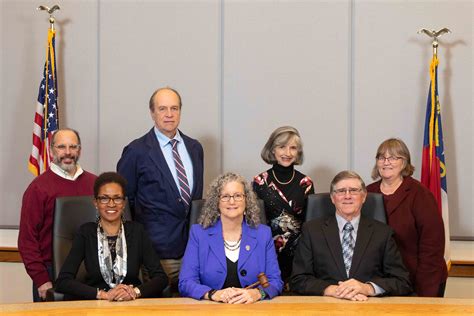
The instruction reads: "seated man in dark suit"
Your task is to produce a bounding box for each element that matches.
[290,170,412,301]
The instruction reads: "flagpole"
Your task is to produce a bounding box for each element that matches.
[418,27,452,270]
[29,5,61,175]
[417,27,451,57]
[37,4,61,31]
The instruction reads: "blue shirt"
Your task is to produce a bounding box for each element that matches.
[154,127,194,195]
[335,213,385,296]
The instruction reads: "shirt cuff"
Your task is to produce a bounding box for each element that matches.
[368,282,385,296]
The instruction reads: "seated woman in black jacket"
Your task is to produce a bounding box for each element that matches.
[56,172,168,301]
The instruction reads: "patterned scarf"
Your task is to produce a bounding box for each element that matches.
[97,221,127,288]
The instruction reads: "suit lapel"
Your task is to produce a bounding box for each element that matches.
[322,217,347,279]
[349,217,373,277]
[207,221,227,271]
[238,222,257,271]
[145,129,181,197]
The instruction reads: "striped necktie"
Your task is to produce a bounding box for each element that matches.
[342,222,355,277]
[170,139,191,207]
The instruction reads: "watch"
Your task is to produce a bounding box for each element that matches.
[133,287,141,298]
[208,289,217,301]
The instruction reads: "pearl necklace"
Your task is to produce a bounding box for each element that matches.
[272,169,295,185]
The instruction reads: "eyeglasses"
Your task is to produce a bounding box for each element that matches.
[333,188,363,196]
[377,156,402,163]
[96,196,126,205]
[53,144,81,152]
[220,193,245,202]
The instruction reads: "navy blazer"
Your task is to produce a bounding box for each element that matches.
[291,216,412,296]
[178,220,283,300]
[117,128,204,259]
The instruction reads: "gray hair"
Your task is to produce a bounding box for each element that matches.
[330,170,367,193]
[260,126,304,165]
[198,172,261,229]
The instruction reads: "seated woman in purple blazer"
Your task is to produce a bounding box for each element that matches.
[179,172,283,303]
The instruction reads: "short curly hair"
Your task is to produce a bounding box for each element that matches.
[260,126,304,165]
[198,172,261,229]
[93,172,127,198]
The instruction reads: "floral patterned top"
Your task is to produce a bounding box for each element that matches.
[253,164,314,281]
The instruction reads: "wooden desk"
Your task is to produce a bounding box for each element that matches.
[1,296,473,315]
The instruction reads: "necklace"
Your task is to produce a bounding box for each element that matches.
[224,235,242,251]
[272,169,295,185]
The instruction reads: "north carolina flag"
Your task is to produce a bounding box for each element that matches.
[421,54,450,267]
[28,29,59,176]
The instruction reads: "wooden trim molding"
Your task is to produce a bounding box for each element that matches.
[449,260,474,278]
[0,247,22,263]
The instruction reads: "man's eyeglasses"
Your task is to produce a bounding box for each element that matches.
[96,196,126,205]
[377,156,402,163]
[53,144,81,152]
[333,188,363,196]
[220,193,245,202]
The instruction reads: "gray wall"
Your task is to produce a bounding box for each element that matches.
[1,0,472,238]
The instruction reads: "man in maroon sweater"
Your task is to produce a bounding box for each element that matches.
[18,128,97,301]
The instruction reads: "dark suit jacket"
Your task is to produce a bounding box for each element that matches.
[367,176,448,297]
[179,220,283,300]
[55,221,168,300]
[290,216,412,296]
[117,128,204,259]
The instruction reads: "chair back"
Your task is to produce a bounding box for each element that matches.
[189,199,266,230]
[305,192,386,223]
[52,195,132,281]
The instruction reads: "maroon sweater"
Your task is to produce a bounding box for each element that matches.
[18,169,96,287]
[367,176,448,297]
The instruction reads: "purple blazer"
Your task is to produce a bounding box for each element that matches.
[178,220,283,300]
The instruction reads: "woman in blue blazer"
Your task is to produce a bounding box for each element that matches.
[179,172,283,303]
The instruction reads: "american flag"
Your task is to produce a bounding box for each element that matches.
[28,29,59,176]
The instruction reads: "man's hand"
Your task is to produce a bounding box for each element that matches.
[335,279,375,299]
[324,279,374,301]
[38,281,53,300]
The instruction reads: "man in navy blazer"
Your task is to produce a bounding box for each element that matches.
[117,87,204,291]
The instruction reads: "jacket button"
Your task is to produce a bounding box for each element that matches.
[240,269,247,277]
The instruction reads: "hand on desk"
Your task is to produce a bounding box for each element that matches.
[98,284,137,301]
[324,279,375,301]
[213,288,261,304]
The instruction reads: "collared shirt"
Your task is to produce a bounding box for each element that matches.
[50,163,84,181]
[335,213,385,296]
[154,127,194,194]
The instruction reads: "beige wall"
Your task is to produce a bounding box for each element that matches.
[1,1,472,238]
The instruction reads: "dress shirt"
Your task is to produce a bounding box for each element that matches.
[50,163,84,181]
[335,213,384,296]
[154,127,194,193]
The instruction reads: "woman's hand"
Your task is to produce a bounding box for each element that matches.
[227,288,261,304]
[210,288,238,303]
[99,284,136,301]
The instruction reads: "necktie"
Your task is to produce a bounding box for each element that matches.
[342,222,355,277]
[170,139,191,207]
